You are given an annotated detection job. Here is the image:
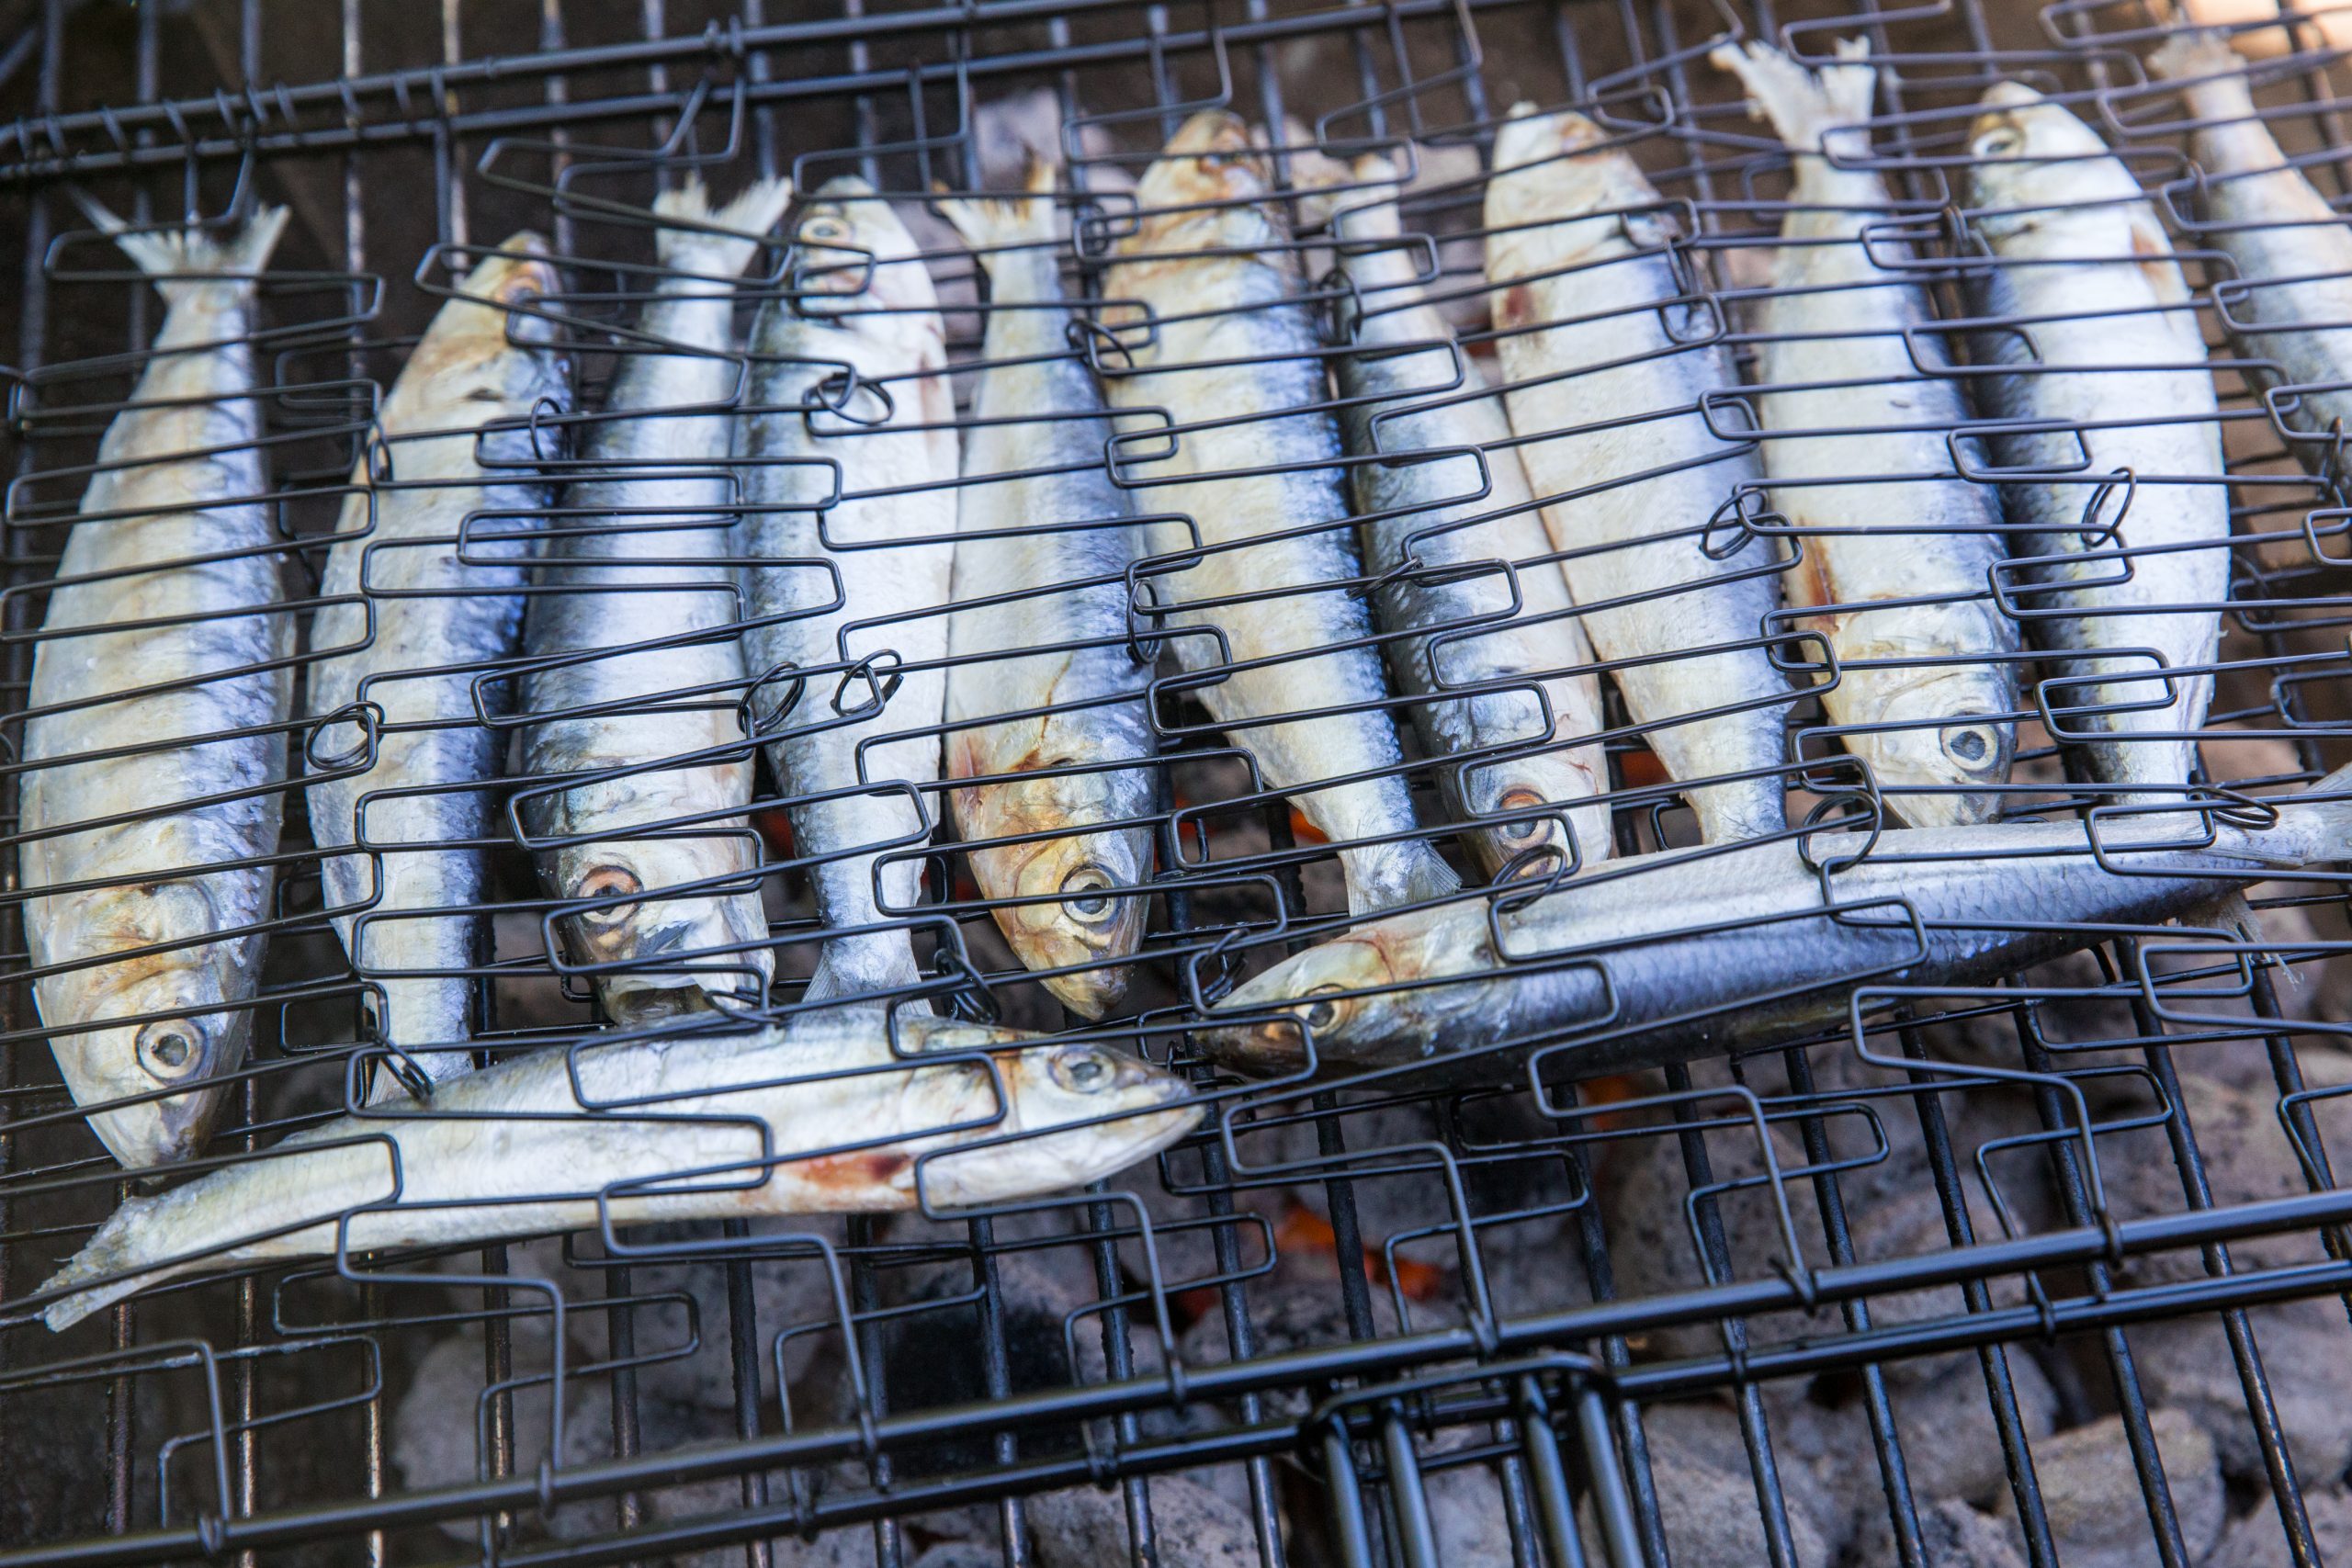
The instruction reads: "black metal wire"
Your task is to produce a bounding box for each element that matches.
[0,1,2348,1566]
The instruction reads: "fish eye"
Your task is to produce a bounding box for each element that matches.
[136,1021,206,1081]
[1943,726,1994,765]
[1060,864,1116,921]
[1049,1046,1114,1093]
[574,864,642,925]
[1301,984,1348,1032]
[800,216,851,243]
[1974,127,2022,159]
[1496,787,1548,841]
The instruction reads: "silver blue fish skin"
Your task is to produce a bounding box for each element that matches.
[1099,112,1461,917]
[306,235,567,1094]
[736,178,959,1009]
[520,176,792,1020]
[1202,765,2352,1083]
[1311,153,1611,881]
[20,204,294,1168]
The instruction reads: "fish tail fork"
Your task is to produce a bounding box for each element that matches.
[1710,37,1876,154]
[934,156,1061,255]
[651,173,796,279]
[74,197,291,303]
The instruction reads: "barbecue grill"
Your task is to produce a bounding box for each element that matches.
[2,1,2350,1565]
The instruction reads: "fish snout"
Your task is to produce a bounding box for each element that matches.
[83,1017,231,1168]
[1193,1011,1311,1077]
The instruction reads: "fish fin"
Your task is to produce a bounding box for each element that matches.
[933,156,1061,262]
[803,933,937,1013]
[652,174,795,279]
[37,1196,171,1332]
[1345,841,1461,917]
[1709,36,1876,154]
[2148,28,2245,86]
[74,197,291,302]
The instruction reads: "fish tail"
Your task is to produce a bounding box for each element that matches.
[446,230,560,345]
[803,931,937,1013]
[1710,36,1876,154]
[652,173,795,279]
[2295,760,2352,856]
[2148,28,2245,90]
[75,197,291,302]
[1343,839,1461,917]
[934,157,1061,263]
[37,1196,169,1332]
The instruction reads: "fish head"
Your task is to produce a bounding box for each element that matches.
[1963,82,2143,225]
[548,836,774,1020]
[958,768,1155,1018]
[1111,109,1285,264]
[789,177,944,333]
[1457,753,1611,884]
[402,232,565,409]
[1194,904,1481,1076]
[1841,666,2017,829]
[921,1038,1201,1204]
[38,879,251,1167]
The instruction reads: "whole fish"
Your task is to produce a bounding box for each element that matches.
[738,178,959,1006]
[1485,107,1792,845]
[1198,759,2352,1082]
[1309,152,1612,879]
[306,235,567,1095]
[20,204,294,1168]
[1713,40,2019,828]
[33,1009,1201,1331]
[1963,84,2231,799]
[520,176,792,1019]
[2151,30,2352,469]
[1099,110,1462,915]
[937,164,1158,1017]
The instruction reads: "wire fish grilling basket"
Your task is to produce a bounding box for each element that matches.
[2,2,2352,1565]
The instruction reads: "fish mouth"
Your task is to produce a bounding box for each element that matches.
[590,904,774,1016]
[1193,1010,1312,1077]
[86,1081,225,1169]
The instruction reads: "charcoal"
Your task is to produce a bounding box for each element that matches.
[873,1246,1181,1476]
[1838,1184,2038,1388]
[1847,1497,2029,1568]
[1425,1427,1515,1567]
[910,1544,1006,1568]
[1773,1347,2060,1529]
[1991,1408,2223,1568]
[2212,1484,2352,1567]
[2125,1297,2352,1485]
[487,1226,853,1417]
[1176,1278,1403,1420]
[1590,1399,1843,1567]
[1023,1473,1257,1568]
[392,1319,656,1542]
[2097,1074,2330,1289]
[770,1528,884,1567]
[1596,1117,1825,1360]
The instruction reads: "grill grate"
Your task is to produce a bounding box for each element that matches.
[2,2,2351,1566]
